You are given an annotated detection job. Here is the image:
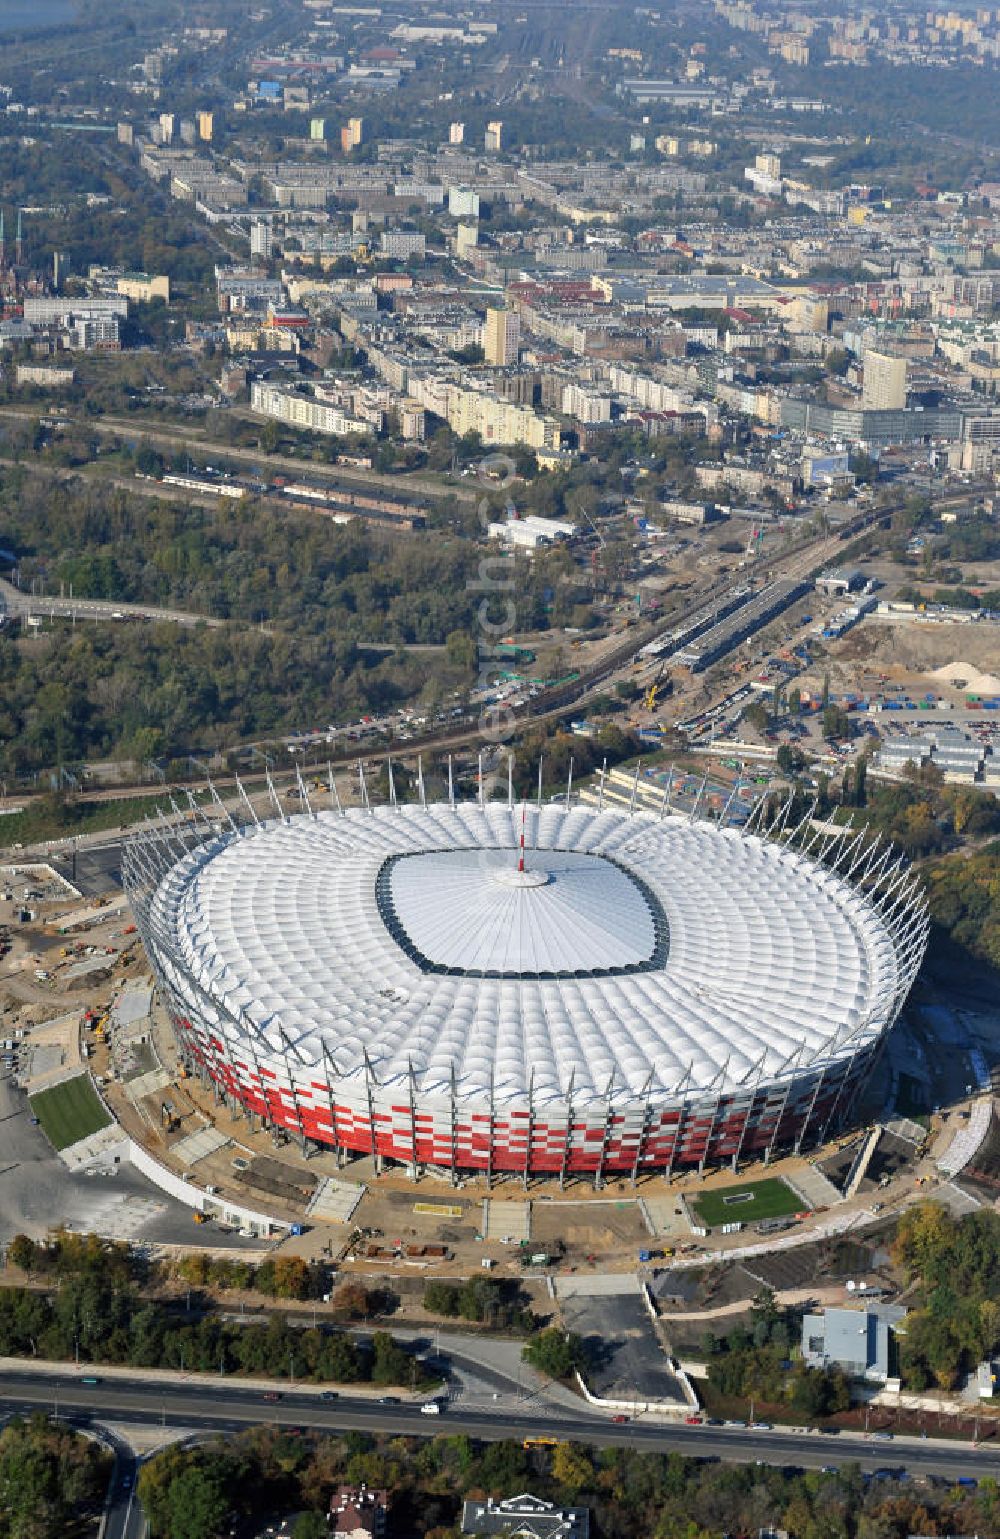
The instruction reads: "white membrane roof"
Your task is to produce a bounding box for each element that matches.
[386,848,658,974]
[149,804,902,1105]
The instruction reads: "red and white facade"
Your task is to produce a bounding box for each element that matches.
[123,797,928,1184]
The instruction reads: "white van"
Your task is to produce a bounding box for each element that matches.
[420,1402,441,1416]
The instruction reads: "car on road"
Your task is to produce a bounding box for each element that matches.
[420,1402,441,1416]
[319,1391,339,1401]
[611,1414,629,1424]
[121,1477,132,1491]
[378,1396,399,1406]
[262,1391,282,1402]
[684,1416,702,1425]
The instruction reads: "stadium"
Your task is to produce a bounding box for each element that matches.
[122,787,928,1184]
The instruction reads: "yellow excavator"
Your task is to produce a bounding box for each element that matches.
[644,661,671,713]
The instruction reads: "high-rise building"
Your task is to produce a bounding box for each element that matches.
[117,121,134,147]
[485,119,503,152]
[756,151,781,179]
[198,111,214,142]
[341,116,364,153]
[158,112,176,144]
[449,121,465,145]
[483,307,520,367]
[250,219,274,261]
[310,117,326,141]
[456,221,479,257]
[448,185,480,219]
[862,348,907,411]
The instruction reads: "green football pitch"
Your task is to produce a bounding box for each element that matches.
[29,1074,111,1151]
[692,1177,802,1229]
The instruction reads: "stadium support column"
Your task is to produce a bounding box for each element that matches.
[536,755,544,811]
[486,1067,496,1191]
[279,1028,308,1153]
[594,1072,616,1192]
[524,1067,535,1190]
[407,1060,420,1180]
[449,1063,459,1186]
[732,1052,767,1171]
[818,1037,865,1148]
[559,1068,576,1192]
[236,778,261,830]
[628,760,641,815]
[597,757,607,814]
[323,1044,343,1168]
[630,1072,655,1187]
[265,769,285,822]
[243,1022,266,1132]
[565,756,574,811]
[327,762,344,814]
[363,1048,380,1175]
[795,1054,833,1155]
[688,770,710,823]
[698,1058,730,1175]
[765,1049,804,1166]
[665,1064,694,1183]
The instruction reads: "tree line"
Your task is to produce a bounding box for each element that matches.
[136,1419,1000,1539]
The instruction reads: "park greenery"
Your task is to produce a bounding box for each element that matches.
[0,1413,109,1539]
[422,1278,535,1331]
[703,1288,852,1419]
[0,1232,423,1388]
[892,1203,1000,1391]
[137,1422,1000,1539]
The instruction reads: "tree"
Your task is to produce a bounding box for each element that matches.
[370,1331,410,1385]
[822,704,850,741]
[272,1257,311,1301]
[551,1441,594,1494]
[522,1328,585,1379]
[7,1236,36,1274]
[776,743,804,774]
[293,1514,328,1539]
[332,1282,373,1320]
[167,1466,230,1539]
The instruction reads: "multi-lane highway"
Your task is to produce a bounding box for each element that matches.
[0,1367,994,1482]
[0,577,222,629]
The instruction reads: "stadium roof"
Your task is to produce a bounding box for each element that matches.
[150,803,902,1107]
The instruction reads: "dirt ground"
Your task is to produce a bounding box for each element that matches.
[830,618,1000,683]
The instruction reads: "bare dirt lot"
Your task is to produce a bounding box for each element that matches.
[831,618,1000,682]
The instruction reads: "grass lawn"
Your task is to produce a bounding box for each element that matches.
[692,1177,802,1229]
[29,1074,111,1151]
